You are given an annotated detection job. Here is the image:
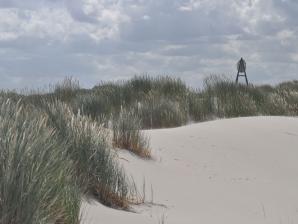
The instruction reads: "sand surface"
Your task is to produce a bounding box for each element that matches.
[81,116,298,224]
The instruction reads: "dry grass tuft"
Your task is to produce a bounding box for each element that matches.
[112,109,151,158]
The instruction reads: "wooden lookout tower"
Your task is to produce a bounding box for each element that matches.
[236,57,248,86]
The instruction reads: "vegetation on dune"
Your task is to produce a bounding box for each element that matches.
[0,95,137,223]
[112,109,150,158]
[1,74,298,223]
[201,75,298,118]
[35,99,135,209]
[54,75,298,128]
[68,75,190,129]
[0,99,80,224]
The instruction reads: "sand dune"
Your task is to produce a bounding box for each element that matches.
[81,116,298,224]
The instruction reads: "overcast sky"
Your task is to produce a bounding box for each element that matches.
[0,0,297,90]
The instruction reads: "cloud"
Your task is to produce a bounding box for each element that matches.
[0,0,297,90]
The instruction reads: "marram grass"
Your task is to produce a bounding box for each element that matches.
[112,109,151,158]
[39,100,135,208]
[0,99,80,224]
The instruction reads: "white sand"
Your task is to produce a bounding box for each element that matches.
[81,116,298,224]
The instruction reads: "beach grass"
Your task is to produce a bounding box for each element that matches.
[0,99,80,224]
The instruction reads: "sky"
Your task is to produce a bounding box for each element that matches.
[0,0,297,90]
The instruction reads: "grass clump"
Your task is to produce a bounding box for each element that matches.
[41,100,133,209]
[90,75,189,128]
[136,91,188,128]
[0,99,80,224]
[199,75,298,118]
[53,77,81,102]
[71,91,112,122]
[202,76,259,118]
[112,109,151,158]
[69,110,132,208]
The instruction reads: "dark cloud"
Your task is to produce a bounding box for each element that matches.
[0,0,297,90]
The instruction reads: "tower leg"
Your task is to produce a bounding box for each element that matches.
[244,72,248,86]
[236,71,239,84]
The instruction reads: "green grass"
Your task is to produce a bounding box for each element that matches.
[41,75,298,128]
[112,109,150,158]
[0,99,80,224]
[53,77,80,102]
[136,91,188,128]
[38,99,134,208]
[199,75,298,118]
[69,75,190,129]
[0,94,138,223]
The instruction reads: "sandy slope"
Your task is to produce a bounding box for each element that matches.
[81,116,298,224]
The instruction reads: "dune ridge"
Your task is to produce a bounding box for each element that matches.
[82,116,298,224]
